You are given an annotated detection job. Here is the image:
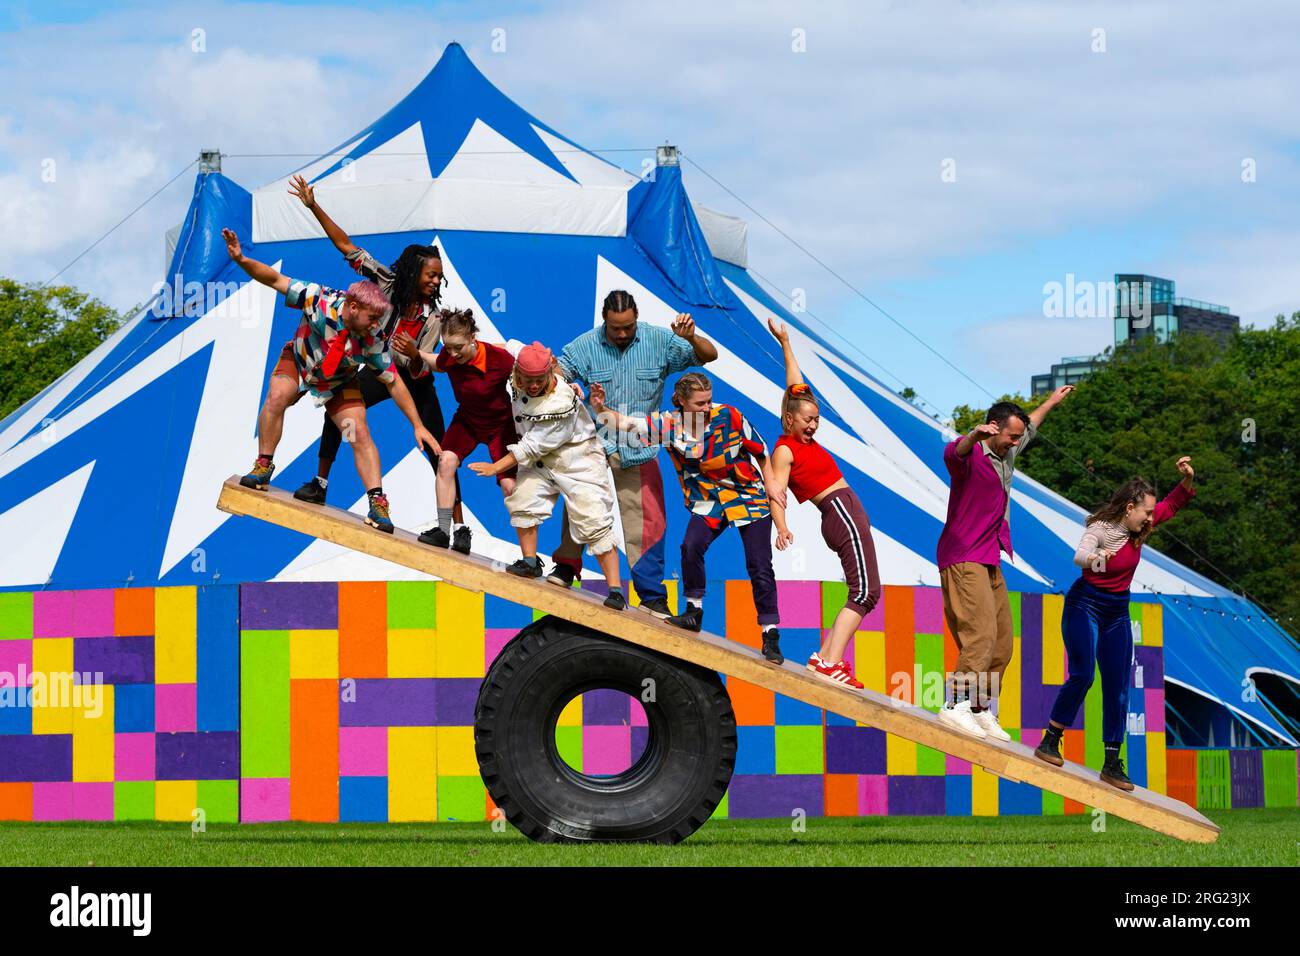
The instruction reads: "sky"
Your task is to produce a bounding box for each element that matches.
[2,0,1297,417]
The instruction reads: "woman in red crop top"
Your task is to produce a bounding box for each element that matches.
[1034,457,1196,791]
[766,319,881,689]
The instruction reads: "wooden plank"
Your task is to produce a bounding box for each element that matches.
[216,478,1221,844]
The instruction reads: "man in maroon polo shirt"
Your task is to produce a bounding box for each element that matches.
[936,386,1073,740]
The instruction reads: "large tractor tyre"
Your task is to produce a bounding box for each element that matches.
[474,615,736,844]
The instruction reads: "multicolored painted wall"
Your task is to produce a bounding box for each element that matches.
[2,580,1290,823]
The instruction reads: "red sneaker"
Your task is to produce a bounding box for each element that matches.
[806,652,824,673]
[812,657,864,689]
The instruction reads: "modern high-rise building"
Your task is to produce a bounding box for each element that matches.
[1030,273,1239,395]
[1113,273,1239,346]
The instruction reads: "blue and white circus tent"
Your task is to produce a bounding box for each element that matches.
[0,43,1295,744]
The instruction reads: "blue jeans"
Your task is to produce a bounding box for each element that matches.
[1048,577,1133,744]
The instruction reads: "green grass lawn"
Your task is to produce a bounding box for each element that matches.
[0,809,1295,867]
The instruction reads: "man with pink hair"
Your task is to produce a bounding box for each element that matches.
[223,228,439,533]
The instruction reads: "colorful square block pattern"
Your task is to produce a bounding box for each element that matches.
[0,581,1200,821]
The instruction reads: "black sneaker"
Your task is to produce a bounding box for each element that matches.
[639,596,672,619]
[1100,757,1135,791]
[761,628,784,664]
[293,477,328,504]
[1035,733,1065,766]
[418,527,450,548]
[604,590,627,611]
[666,605,703,632]
[452,526,472,555]
[547,563,577,588]
[506,558,544,579]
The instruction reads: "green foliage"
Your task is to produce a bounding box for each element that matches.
[0,278,127,421]
[953,316,1300,632]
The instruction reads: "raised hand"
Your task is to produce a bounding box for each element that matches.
[221,228,242,261]
[670,313,696,340]
[589,382,608,413]
[767,317,790,344]
[288,174,316,209]
[972,421,1001,440]
[1176,455,1194,480]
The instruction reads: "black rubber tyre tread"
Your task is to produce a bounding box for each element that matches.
[474,614,736,844]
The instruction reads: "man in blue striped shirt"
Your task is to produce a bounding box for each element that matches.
[549,290,719,617]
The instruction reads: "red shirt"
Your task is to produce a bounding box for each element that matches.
[775,434,843,502]
[1082,483,1195,592]
[436,342,515,431]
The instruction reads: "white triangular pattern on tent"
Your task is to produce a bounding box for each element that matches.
[0,460,95,587]
[159,277,280,577]
[442,119,577,186]
[530,125,641,189]
[254,125,432,243]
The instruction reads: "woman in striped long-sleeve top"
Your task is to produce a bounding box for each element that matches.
[1034,456,1196,790]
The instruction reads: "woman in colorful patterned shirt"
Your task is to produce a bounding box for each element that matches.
[591,371,784,664]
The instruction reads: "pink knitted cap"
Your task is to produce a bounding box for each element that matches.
[516,341,553,376]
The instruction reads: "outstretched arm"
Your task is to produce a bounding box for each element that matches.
[223,229,289,294]
[469,452,517,478]
[1029,385,1074,429]
[289,175,359,257]
[767,318,804,389]
[671,313,718,364]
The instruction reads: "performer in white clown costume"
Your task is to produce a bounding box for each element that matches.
[469,341,627,609]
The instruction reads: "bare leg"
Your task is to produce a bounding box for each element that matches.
[595,548,621,590]
[436,451,461,510]
[819,606,864,664]
[333,404,381,490]
[517,524,538,558]
[257,376,300,456]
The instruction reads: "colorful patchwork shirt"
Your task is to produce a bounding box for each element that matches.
[285,279,395,406]
[643,404,770,528]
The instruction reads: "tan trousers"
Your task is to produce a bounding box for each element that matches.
[941,562,1013,708]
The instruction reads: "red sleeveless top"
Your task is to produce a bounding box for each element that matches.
[776,434,843,502]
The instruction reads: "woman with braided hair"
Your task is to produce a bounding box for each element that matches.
[285,175,462,527]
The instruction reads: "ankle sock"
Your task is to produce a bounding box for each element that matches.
[1043,725,1064,745]
[367,487,383,499]
[257,454,273,466]
[437,508,454,533]
[1104,742,1121,762]
[315,475,328,488]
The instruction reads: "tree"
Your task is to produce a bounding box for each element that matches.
[950,390,1051,434]
[0,279,126,421]
[951,316,1300,632]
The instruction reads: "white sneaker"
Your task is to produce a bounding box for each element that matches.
[971,706,1012,741]
[938,699,987,739]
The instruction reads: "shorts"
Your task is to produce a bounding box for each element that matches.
[273,341,364,417]
[442,413,520,482]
